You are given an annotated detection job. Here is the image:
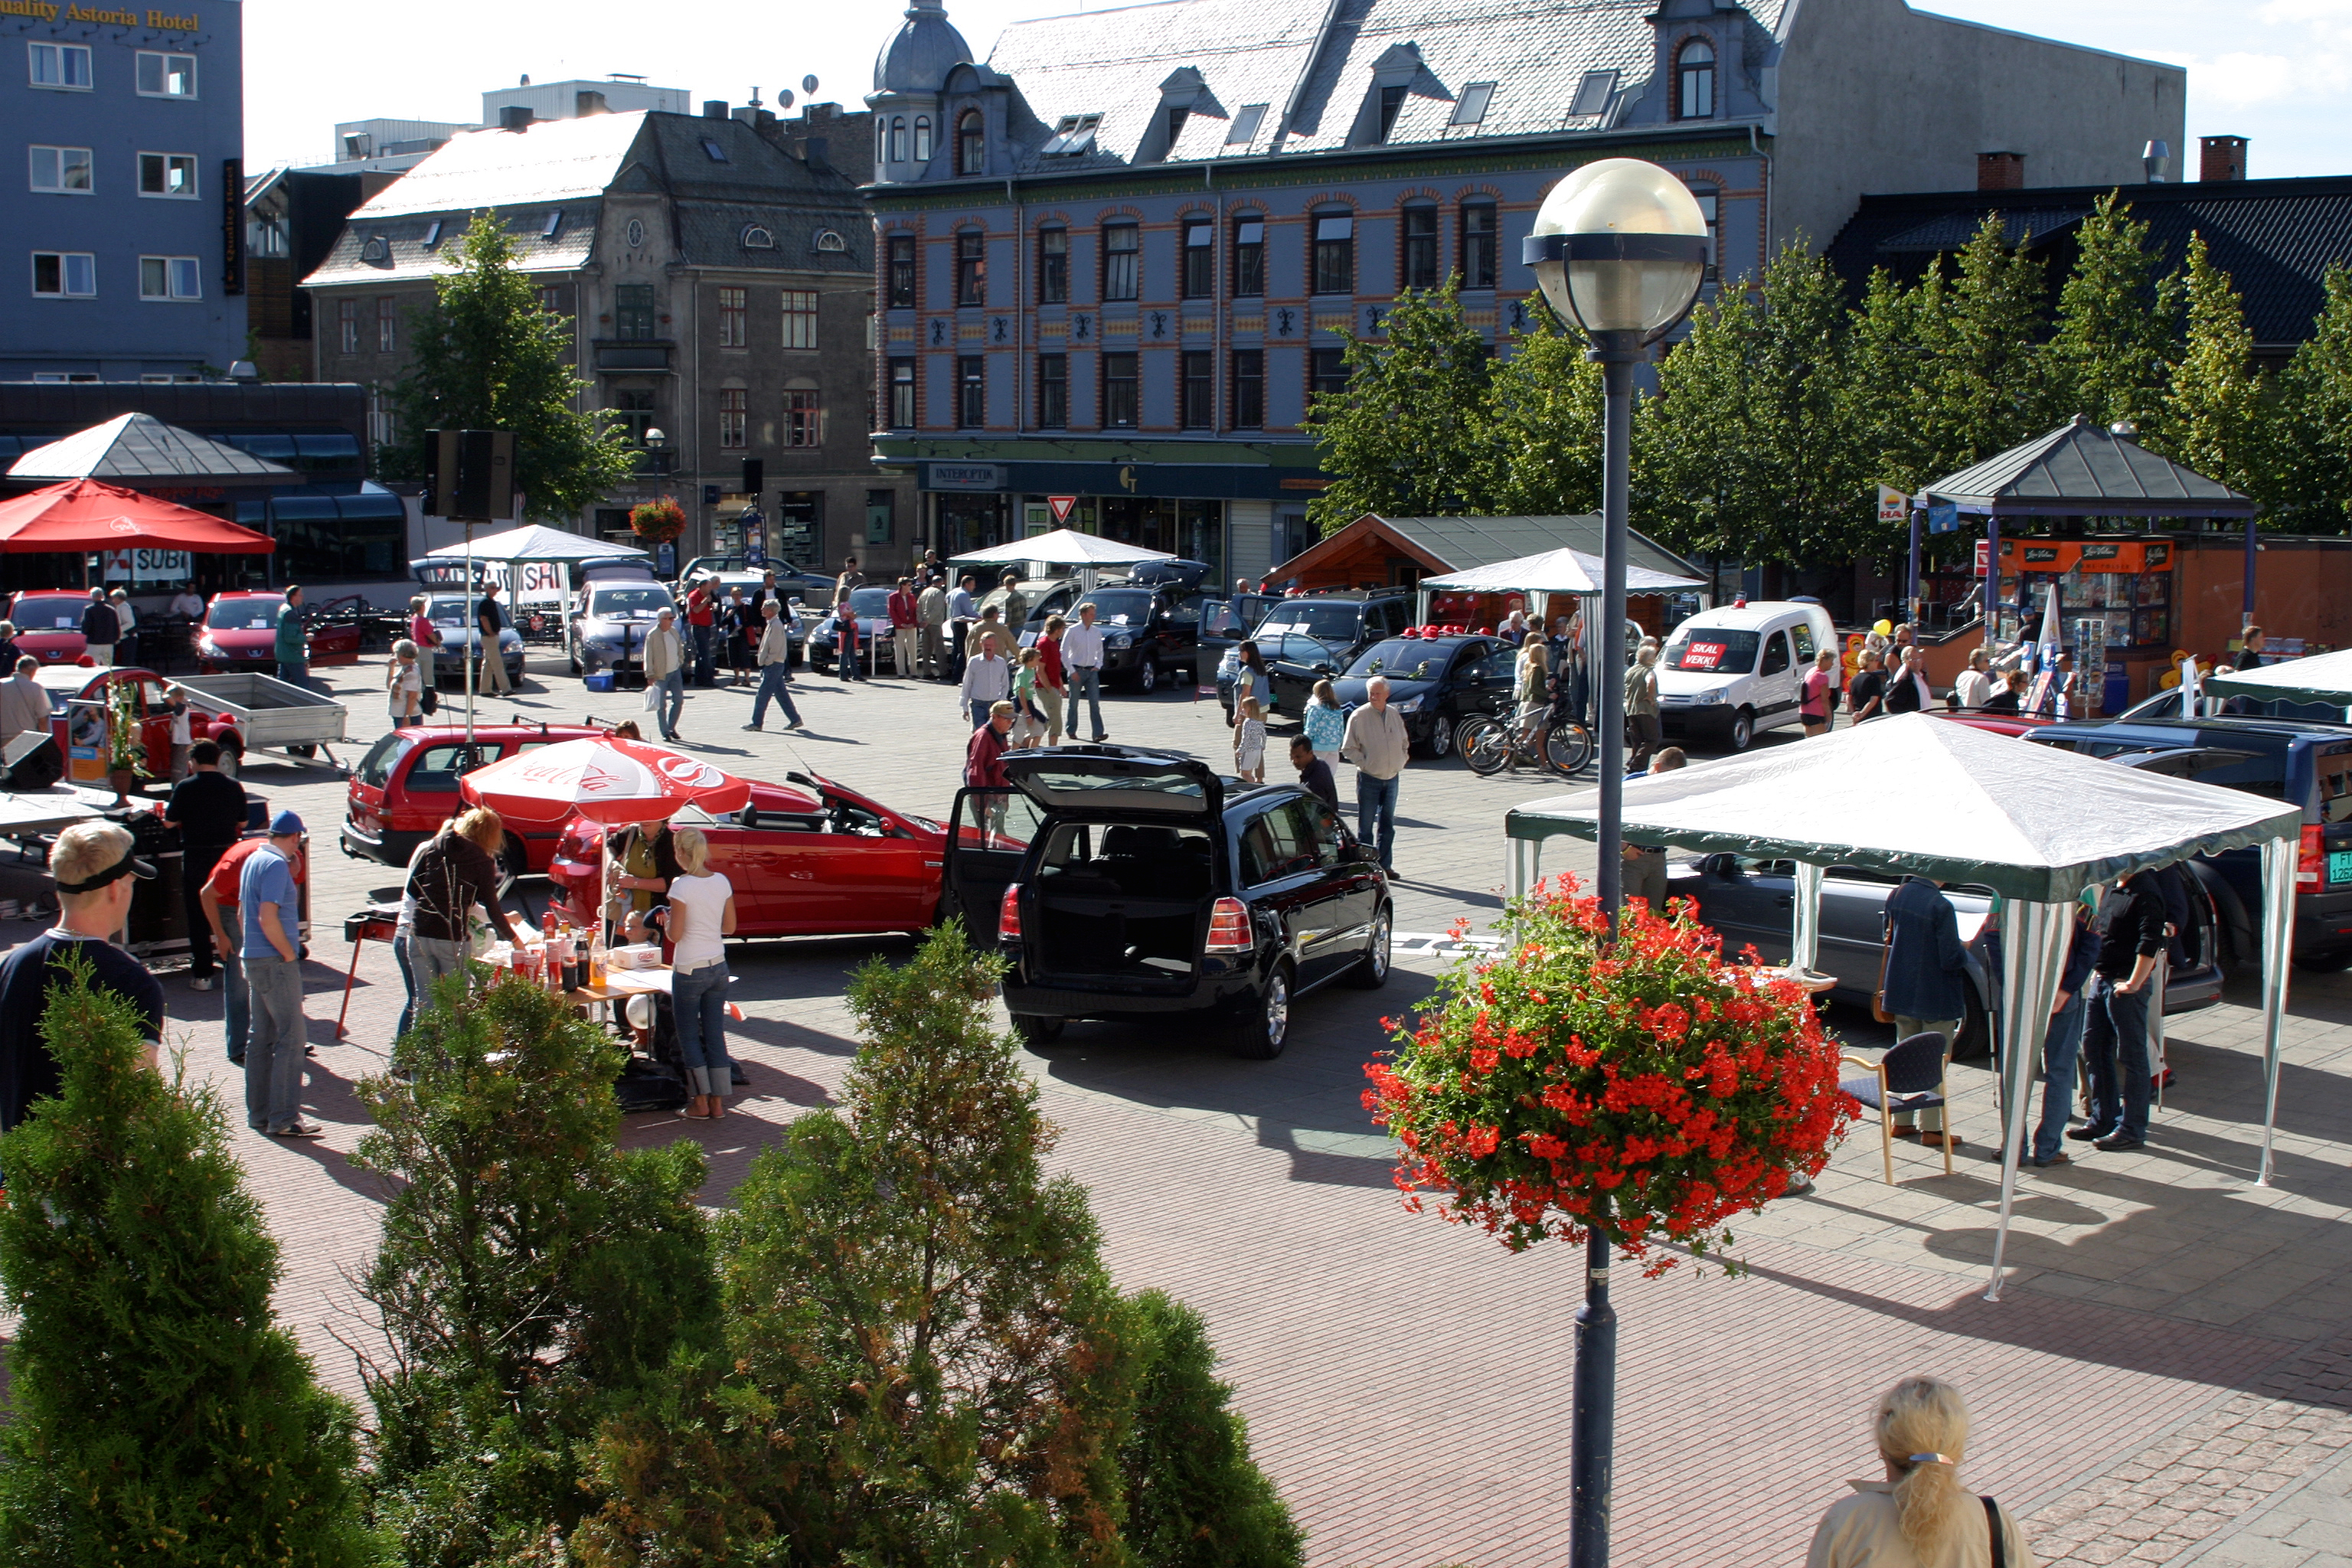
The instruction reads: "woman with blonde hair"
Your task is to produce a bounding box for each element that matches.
[665,825,737,1119]
[1303,678,1347,769]
[1807,1377,2034,1567]
[404,805,521,996]
[1515,636,1551,721]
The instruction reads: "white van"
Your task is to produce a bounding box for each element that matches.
[1655,601,1839,750]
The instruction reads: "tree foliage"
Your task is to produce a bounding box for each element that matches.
[1485,304,1606,518]
[2149,234,2275,514]
[1306,280,1498,534]
[2275,263,2352,533]
[0,953,374,1566]
[384,212,639,520]
[2049,191,2180,432]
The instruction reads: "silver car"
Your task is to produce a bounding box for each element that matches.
[567,579,677,676]
[420,593,527,686]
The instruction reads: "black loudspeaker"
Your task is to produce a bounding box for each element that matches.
[741,458,763,495]
[4,732,62,792]
[426,429,516,521]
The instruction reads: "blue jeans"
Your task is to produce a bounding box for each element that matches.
[394,927,419,1039]
[243,954,307,1132]
[655,670,685,737]
[751,662,802,727]
[1071,665,1104,737]
[2082,973,2152,1142]
[2034,988,2089,1161]
[276,658,308,690]
[969,701,995,730]
[691,623,714,685]
[1356,770,1400,871]
[673,961,731,1098]
[217,920,247,1063]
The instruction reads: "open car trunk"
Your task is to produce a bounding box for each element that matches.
[1031,822,1215,986]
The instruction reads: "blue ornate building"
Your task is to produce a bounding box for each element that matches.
[865,0,2182,585]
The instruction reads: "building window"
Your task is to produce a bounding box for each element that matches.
[1452,82,1495,126]
[1689,185,1720,280]
[888,359,916,427]
[31,251,95,297]
[956,355,985,427]
[1461,202,1497,290]
[336,298,360,351]
[537,285,564,315]
[781,289,818,349]
[890,116,907,162]
[1037,353,1067,427]
[1401,204,1438,291]
[1102,222,1138,302]
[1312,214,1354,295]
[1674,39,1715,119]
[139,256,201,301]
[611,388,656,446]
[1376,83,1408,142]
[1181,218,1213,299]
[28,42,93,89]
[377,296,397,352]
[1230,350,1263,429]
[1037,227,1067,305]
[719,388,746,449]
[1311,346,1349,401]
[135,51,198,98]
[955,230,986,307]
[1102,351,1138,427]
[875,119,887,170]
[250,215,288,255]
[887,234,916,309]
[913,115,933,164]
[1233,217,1264,297]
[1181,350,1213,429]
[614,283,655,341]
[138,152,198,198]
[785,390,821,447]
[956,110,984,176]
[717,286,746,346]
[28,145,93,193]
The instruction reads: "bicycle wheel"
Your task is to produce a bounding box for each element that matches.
[1543,722,1593,776]
[1458,716,1513,776]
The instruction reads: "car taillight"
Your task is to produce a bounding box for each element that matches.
[1204,897,1252,954]
[2298,823,2325,889]
[998,883,1023,942]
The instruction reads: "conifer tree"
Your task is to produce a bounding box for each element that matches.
[0,954,374,1566]
[1306,280,1498,533]
[2150,234,2276,512]
[2048,191,2180,430]
[354,972,716,1568]
[2274,263,2352,532]
[1909,214,2057,476]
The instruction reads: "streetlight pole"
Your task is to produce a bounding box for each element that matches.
[1525,158,1709,1568]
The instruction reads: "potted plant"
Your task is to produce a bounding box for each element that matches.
[629,496,686,547]
[104,679,150,803]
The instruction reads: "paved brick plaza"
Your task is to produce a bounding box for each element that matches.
[28,652,2350,1568]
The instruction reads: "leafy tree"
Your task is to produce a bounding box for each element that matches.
[2047,191,2180,431]
[1908,214,2058,479]
[1307,280,1498,534]
[2148,234,2277,514]
[353,972,717,1568]
[2274,263,2352,533]
[1484,302,1606,518]
[384,211,639,520]
[0,953,374,1566]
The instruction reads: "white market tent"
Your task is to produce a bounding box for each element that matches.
[411,522,650,573]
[949,528,1177,590]
[1501,714,2301,1300]
[1415,546,1708,603]
[2205,649,2352,715]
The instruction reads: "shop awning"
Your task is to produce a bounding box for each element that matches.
[6,412,304,488]
[1419,547,1707,598]
[0,479,276,554]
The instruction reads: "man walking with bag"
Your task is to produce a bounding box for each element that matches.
[743,599,805,733]
[644,605,687,743]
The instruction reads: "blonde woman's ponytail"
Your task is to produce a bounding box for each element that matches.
[1874,1377,1973,1559]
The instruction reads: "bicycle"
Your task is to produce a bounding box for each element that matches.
[1456,707,1592,778]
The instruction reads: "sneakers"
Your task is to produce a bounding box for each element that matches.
[188,975,215,991]
[270,1119,324,1138]
[2032,1151,2072,1168]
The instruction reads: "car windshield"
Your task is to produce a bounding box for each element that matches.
[425,596,479,626]
[1662,627,1762,674]
[1079,590,1155,626]
[1348,640,1443,682]
[846,587,893,616]
[17,596,84,630]
[590,586,671,618]
[1260,632,1338,665]
[207,597,283,630]
[1256,602,1363,641]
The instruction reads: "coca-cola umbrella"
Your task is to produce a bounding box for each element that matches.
[457,735,750,828]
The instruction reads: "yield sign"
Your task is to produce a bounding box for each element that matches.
[1047,495,1078,523]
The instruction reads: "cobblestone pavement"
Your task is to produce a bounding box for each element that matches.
[14,652,2350,1567]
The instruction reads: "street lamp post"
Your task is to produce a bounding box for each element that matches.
[1523,158,1709,1568]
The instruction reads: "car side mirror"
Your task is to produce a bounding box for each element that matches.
[1314,663,1333,675]
[1703,852,1739,879]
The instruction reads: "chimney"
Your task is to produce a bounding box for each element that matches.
[498,106,534,131]
[574,88,607,116]
[1977,151,2025,191]
[732,106,759,126]
[2142,140,2171,182]
[806,136,830,171]
[2201,135,2248,182]
[702,100,728,119]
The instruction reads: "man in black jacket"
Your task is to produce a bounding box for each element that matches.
[2073,871,2166,1152]
[162,740,246,992]
[80,589,119,666]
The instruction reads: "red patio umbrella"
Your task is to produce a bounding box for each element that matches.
[456,735,751,828]
[0,479,276,554]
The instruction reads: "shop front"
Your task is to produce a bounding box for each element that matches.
[913,461,1253,589]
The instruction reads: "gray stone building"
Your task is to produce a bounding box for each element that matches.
[304,104,910,571]
[862,0,2183,586]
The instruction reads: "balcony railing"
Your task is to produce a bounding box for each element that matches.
[593,340,673,372]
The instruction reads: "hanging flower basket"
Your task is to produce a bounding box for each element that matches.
[1364,878,1854,1276]
[629,497,686,545]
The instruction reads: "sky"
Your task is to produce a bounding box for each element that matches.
[242,0,2352,180]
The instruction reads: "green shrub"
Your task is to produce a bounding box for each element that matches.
[1119,1291,1303,1568]
[0,951,375,1566]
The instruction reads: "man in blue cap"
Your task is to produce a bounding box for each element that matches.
[240,810,318,1138]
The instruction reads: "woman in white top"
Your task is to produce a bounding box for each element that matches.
[665,826,738,1119]
[387,638,424,728]
[1806,1377,2035,1568]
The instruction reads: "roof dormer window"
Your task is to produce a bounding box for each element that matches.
[359,234,390,265]
[1377,84,1408,142]
[701,137,729,162]
[1040,115,1100,156]
[422,219,443,248]
[1165,104,1191,147]
[815,230,848,253]
[956,110,985,176]
[1450,82,1494,126]
[1570,70,1618,117]
[542,210,564,238]
[1225,104,1267,145]
[742,225,776,250]
[1674,39,1715,120]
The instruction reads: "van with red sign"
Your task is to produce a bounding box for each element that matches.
[1655,601,1839,751]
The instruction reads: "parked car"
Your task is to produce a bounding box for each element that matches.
[1325,635,1517,757]
[1671,851,2225,1057]
[1047,583,1210,691]
[546,769,946,937]
[5,590,99,664]
[194,591,364,674]
[343,722,606,880]
[1655,600,1837,750]
[943,746,1392,1058]
[414,593,527,688]
[567,575,677,678]
[698,570,805,667]
[1217,590,1415,717]
[995,577,1114,643]
[2026,715,2352,969]
[808,586,898,675]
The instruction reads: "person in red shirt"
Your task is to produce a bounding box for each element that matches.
[887,577,920,680]
[203,832,307,1067]
[684,578,718,687]
[1036,614,1069,746]
[964,701,1014,789]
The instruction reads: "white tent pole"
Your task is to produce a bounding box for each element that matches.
[1791,861,1824,973]
[1984,897,2071,1302]
[2256,835,2295,1187]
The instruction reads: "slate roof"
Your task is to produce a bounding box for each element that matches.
[6,413,302,486]
[1285,511,1706,580]
[1925,416,2255,518]
[1824,175,2352,348]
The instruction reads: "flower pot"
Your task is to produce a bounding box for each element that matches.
[107,766,137,803]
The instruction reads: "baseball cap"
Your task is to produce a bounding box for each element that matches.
[54,848,156,893]
[270,809,305,835]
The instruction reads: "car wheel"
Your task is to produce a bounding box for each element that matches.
[1949,985,1994,1063]
[1229,962,1292,1059]
[1348,906,1393,989]
[1423,715,1453,759]
[1135,658,1158,694]
[495,833,528,896]
[1727,709,1756,751]
[1011,1014,1065,1044]
[568,647,583,676]
[2293,948,2352,972]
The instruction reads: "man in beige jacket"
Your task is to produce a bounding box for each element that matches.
[644,606,686,743]
[742,599,805,733]
[1340,675,1410,873]
[0,655,49,752]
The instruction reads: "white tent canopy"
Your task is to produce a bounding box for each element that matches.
[410,522,648,569]
[948,528,1176,568]
[1417,546,1707,599]
[1503,714,2300,1300]
[2205,648,2352,710]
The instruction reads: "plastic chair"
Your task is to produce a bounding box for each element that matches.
[1838,1031,1953,1184]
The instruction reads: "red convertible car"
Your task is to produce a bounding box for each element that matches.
[345,722,606,880]
[546,769,948,938]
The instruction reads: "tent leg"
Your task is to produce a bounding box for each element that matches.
[2256,838,2295,1187]
[1984,899,2069,1302]
[1791,862,1823,975]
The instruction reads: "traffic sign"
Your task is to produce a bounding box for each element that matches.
[1048,495,1077,523]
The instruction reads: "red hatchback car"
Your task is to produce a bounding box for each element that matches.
[5,590,98,664]
[197,591,362,674]
[547,769,948,938]
[345,723,605,880]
